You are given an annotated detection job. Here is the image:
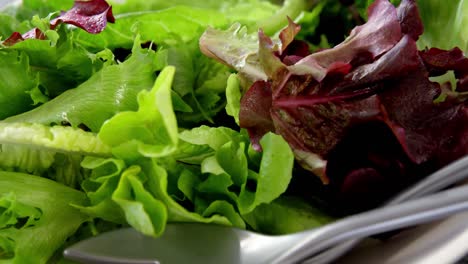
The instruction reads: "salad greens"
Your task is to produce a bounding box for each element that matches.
[416,0,468,51]
[0,0,466,263]
[201,0,468,213]
[0,171,88,263]
[0,0,329,262]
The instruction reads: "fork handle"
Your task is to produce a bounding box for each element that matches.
[301,155,468,264]
[274,183,468,264]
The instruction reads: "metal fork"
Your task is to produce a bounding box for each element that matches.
[303,155,468,264]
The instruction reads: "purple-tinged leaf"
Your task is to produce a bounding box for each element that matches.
[419,47,468,91]
[396,0,424,40]
[258,30,285,81]
[287,0,402,82]
[239,81,274,151]
[2,0,114,46]
[50,0,115,34]
[2,32,25,46]
[278,18,302,55]
[333,34,420,95]
[200,0,467,211]
[236,0,468,193]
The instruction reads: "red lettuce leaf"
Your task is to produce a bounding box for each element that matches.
[396,0,423,40]
[285,0,402,83]
[278,18,302,55]
[239,81,275,151]
[2,32,26,46]
[239,0,468,210]
[3,0,114,46]
[324,122,424,214]
[50,0,115,33]
[243,0,419,156]
[419,47,468,91]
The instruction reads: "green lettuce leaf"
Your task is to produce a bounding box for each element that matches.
[0,192,42,230]
[179,125,246,150]
[77,157,127,224]
[417,0,468,51]
[107,0,278,31]
[0,122,111,188]
[256,0,311,35]
[71,0,313,52]
[0,171,88,263]
[145,42,232,125]
[237,132,294,214]
[141,158,245,228]
[0,50,37,119]
[79,69,296,236]
[79,155,246,236]
[242,196,333,235]
[73,6,229,51]
[105,0,308,35]
[99,66,179,159]
[0,122,111,155]
[225,74,242,125]
[112,165,167,237]
[1,26,108,105]
[0,14,29,40]
[178,126,294,215]
[2,0,72,22]
[107,0,233,13]
[4,0,311,41]
[5,38,160,132]
[78,68,246,236]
